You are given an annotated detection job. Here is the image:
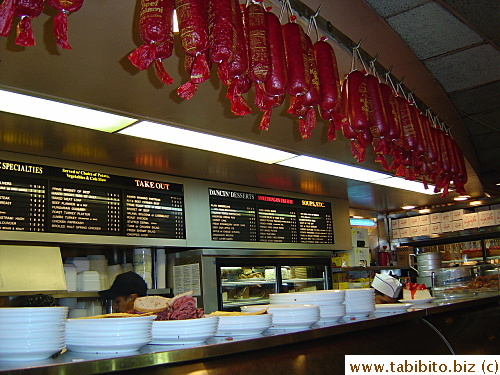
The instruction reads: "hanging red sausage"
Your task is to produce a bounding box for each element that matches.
[175,0,210,99]
[245,1,271,83]
[47,0,85,50]
[207,0,233,64]
[14,0,45,47]
[128,0,175,85]
[314,37,341,141]
[0,0,17,37]
[282,17,310,97]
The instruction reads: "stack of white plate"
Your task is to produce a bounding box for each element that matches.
[65,315,155,353]
[0,306,68,361]
[269,290,346,323]
[241,304,320,329]
[88,255,108,290]
[373,303,414,317]
[216,313,272,336]
[344,289,375,320]
[150,316,219,344]
[76,271,101,291]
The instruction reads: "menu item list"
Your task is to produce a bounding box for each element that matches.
[209,189,334,244]
[0,176,46,232]
[0,160,186,239]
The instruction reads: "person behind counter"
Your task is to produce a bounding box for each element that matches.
[371,273,402,304]
[99,271,147,313]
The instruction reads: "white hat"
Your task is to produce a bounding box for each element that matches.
[371,274,402,299]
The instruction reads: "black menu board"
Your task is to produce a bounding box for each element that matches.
[0,175,46,232]
[50,182,121,235]
[125,190,184,238]
[209,188,334,244]
[0,160,185,239]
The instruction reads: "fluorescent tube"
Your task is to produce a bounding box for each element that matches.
[0,89,137,132]
[119,121,297,164]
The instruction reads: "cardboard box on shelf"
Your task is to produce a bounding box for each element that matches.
[452,209,467,221]
[399,227,410,238]
[399,217,409,228]
[409,216,419,227]
[418,215,430,225]
[332,252,350,268]
[478,210,495,227]
[395,247,412,266]
[351,228,369,248]
[441,211,452,222]
[409,226,420,237]
[462,213,479,229]
[495,210,500,225]
[441,221,453,233]
[430,212,441,223]
[419,225,431,236]
[452,220,464,232]
[430,222,441,234]
[391,219,399,230]
[392,228,401,239]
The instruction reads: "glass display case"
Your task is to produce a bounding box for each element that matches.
[220,261,329,310]
[167,249,333,313]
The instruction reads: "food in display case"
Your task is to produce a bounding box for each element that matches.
[432,265,499,299]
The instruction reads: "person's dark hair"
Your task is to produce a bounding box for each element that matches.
[99,271,147,300]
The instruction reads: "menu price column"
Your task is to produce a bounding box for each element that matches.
[298,210,334,244]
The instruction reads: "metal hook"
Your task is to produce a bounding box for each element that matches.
[312,4,323,18]
[353,37,364,50]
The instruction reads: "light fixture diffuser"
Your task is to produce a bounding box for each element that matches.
[0,89,137,132]
[372,177,438,195]
[277,155,391,183]
[119,121,297,164]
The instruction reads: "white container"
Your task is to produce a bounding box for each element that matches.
[452,220,464,232]
[419,225,430,236]
[63,264,77,292]
[409,226,420,237]
[418,215,430,225]
[430,222,441,234]
[430,213,441,224]
[409,216,419,227]
[478,210,495,227]
[462,213,479,229]
[440,211,452,222]
[399,227,410,238]
[155,249,167,289]
[398,217,409,228]
[441,221,453,233]
[392,228,401,239]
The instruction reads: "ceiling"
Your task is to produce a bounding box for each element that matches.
[0,0,495,214]
[363,0,500,196]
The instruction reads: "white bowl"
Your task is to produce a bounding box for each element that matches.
[0,345,65,361]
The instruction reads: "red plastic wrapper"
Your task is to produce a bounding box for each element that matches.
[0,0,16,37]
[47,0,84,50]
[245,2,271,83]
[175,0,211,99]
[14,0,45,46]
[207,0,233,64]
[129,0,175,85]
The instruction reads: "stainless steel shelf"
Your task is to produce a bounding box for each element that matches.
[332,266,412,273]
[0,288,171,298]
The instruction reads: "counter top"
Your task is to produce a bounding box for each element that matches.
[1,295,498,375]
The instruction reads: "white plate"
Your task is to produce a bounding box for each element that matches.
[0,345,65,361]
[149,334,214,345]
[67,340,150,353]
[399,298,434,304]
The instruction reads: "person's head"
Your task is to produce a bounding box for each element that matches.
[99,271,147,313]
[371,273,402,304]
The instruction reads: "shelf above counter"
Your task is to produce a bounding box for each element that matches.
[221,278,325,286]
[395,226,500,247]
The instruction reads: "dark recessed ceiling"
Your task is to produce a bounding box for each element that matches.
[364,0,500,196]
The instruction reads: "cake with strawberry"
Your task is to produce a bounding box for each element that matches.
[403,283,432,300]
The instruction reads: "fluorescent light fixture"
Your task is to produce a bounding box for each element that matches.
[402,205,416,210]
[352,215,364,219]
[419,209,431,214]
[119,121,297,164]
[469,200,482,206]
[454,195,470,201]
[277,155,391,183]
[0,89,137,132]
[350,218,376,227]
[372,177,438,195]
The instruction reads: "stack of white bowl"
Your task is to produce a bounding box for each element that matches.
[0,306,68,361]
[269,290,346,323]
[66,257,90,273]
[241,304,320,329]
[63,263,78,291]
[107,264,122,288]
[88,255,108,290]
[343,289,376,320]
[216,314,272,336]
[151,316,219,344]
[76,271,101,291]
[65,315,155,353]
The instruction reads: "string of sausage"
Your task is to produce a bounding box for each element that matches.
[128,0,175,85]
[46,0,85,50]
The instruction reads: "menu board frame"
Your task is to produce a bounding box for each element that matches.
[0,159,186,240]
[209,188,334,244]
